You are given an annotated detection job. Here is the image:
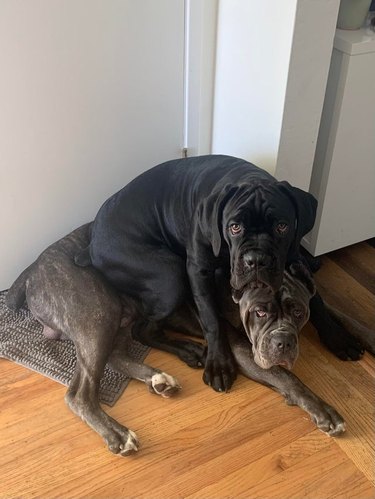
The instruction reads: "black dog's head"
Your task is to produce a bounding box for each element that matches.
[200,180,317,293]
[232,262,316,370]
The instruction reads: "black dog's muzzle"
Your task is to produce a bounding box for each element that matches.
[242,249,274,270]
[231,247,283,292]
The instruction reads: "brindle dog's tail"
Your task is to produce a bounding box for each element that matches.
[74,246,92,267]
[5,264,33,311]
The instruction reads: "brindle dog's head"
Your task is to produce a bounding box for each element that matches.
[199,180,317,293]
[232,262,316,370]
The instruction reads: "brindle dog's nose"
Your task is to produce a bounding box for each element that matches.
[244,250,272,270]
[270,333,296,353]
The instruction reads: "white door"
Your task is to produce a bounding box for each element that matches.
[0,0,185,289]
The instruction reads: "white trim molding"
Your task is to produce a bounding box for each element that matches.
[184,0,218,156]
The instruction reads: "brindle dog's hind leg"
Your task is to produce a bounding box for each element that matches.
[107,327,181,398]
[226,327,346,437]
[65,329,139,456]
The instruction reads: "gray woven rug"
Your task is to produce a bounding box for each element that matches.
[0,290,150,406]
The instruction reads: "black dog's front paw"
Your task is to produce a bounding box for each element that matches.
[310,293,365,361]
[320,319,365,361]
[203,352,237,392]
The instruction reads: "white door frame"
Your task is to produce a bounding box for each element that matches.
[184,0,218,157]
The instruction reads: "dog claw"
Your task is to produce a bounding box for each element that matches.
[318,420,346,437]
[150,372,181,398]
[107,427,139,456]
[312,404,346,437]
[119,430,139,456]
[328,422,346,437]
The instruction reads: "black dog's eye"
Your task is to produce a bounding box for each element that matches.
[276,222,289,235]
[255,309,267,318]
[229,223,242,235]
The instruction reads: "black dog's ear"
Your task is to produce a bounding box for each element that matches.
[198,185,238,257]
[278,181,317,259]
[288,261,316,297]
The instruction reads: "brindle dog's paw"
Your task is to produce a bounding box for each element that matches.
[286,390,345,437]
[296,396,346,437]
[312,402,346,437]
[149,372,181,398]
[105,425,139,456]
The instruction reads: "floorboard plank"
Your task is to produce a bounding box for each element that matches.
[314,257,375,330]
[296,332,375,483]
[326,242,375,295]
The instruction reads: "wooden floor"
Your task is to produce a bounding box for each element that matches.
[1,241,374,499]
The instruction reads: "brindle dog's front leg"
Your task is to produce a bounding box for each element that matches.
[107,328,181,398]
[65,346,140,456]
[227,329,346,436]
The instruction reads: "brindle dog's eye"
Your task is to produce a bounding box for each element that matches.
[229,223,242,235]
[293,309,303,319]
[276,222,289,235]
[255,309,267,318]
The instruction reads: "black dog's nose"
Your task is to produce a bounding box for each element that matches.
[270,333,296,353]
[244,250,272,269]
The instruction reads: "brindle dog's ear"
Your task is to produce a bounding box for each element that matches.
[198,185,239,257]
[231,288,242,304]
[288,261,316,297]
[278,182,317,259]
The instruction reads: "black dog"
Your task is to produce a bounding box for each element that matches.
[75,155,318,392]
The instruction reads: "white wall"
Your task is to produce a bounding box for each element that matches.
[212,0,297,174]
[0,0,185,289]
[211,0,340,192]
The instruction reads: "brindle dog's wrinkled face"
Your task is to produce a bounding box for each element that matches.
[232,263,316,370]
[221,185,299,293]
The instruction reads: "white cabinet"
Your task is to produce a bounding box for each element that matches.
[305,27,375,256]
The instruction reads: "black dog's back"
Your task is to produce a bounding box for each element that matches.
[75,155,274,272]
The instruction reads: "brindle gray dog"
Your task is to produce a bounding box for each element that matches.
[5,224,181,456]
[7,224,372,453]
[232,262,316,371]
